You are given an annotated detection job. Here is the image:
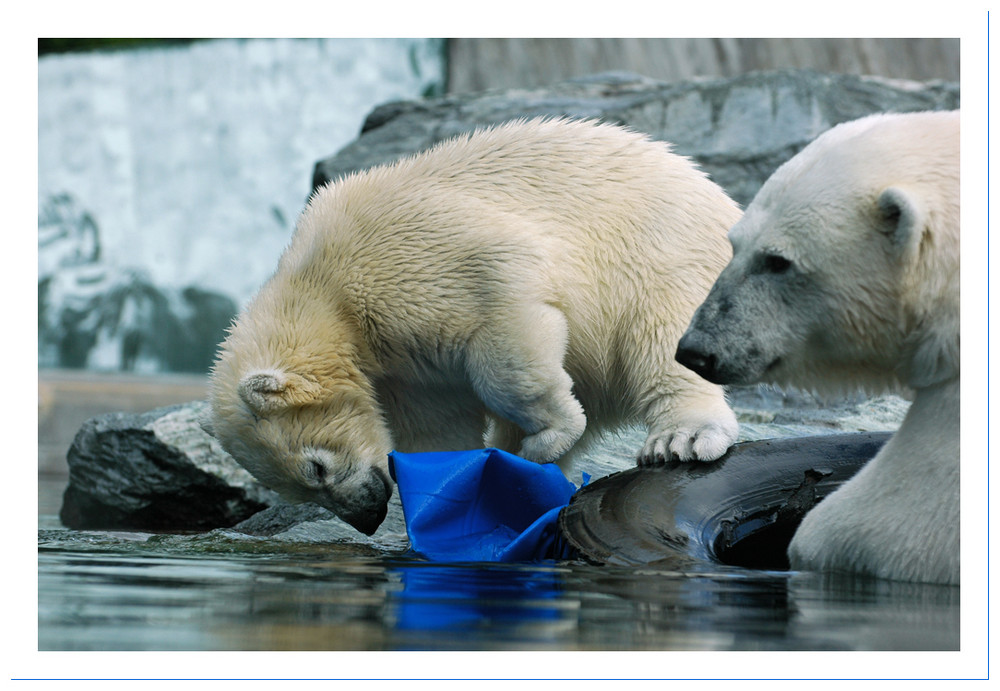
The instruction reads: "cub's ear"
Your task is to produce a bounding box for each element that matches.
[238,369,323,414]
[877,186,926,259]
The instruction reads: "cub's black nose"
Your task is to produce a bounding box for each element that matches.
[675,333,718,382]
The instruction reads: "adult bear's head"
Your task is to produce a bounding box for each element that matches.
[676,110,960,396]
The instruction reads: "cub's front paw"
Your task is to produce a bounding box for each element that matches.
[637,418,738,465]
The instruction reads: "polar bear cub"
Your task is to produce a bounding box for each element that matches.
[210,118,742,535]
[676,111,960,584]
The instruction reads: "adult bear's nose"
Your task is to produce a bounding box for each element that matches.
[675,332,720,383]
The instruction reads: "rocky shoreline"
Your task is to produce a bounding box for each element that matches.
[55,386,910,543]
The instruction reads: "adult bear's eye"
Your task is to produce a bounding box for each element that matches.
[762,253,792,274]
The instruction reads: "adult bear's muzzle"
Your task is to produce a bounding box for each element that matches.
[675,331,723,384]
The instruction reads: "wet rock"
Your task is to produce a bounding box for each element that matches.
[314,69,959,207]
[230,503,336,537]
[558,432,892,570]
[60,401,281,531]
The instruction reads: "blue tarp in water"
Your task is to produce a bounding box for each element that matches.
[388,448,583,562]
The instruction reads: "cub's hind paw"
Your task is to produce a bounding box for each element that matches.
[518,422,584,463]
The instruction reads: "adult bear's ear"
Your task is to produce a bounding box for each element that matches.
[238,369,323,414]
[877,186,926,260]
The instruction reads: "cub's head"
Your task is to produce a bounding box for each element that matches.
[207,358,394,536]
[676,111,959,395]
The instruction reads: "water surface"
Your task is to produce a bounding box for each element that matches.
[37,391,960,654]
[37,514,959,652]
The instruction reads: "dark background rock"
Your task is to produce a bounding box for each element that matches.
[314,70,959,207]
[60,401,281,530]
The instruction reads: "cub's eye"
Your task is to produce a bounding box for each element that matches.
[306,459,327,485]
[762,254,792,274]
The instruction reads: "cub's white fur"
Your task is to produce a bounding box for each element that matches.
[210,118,742,534]
[676,111,959,584]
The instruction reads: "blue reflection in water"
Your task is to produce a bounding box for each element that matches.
[37,535,960,652]
[392,562,565,634]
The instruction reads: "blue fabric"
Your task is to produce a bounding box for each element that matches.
[388,448,583,562]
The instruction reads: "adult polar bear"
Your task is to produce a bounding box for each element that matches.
[210,118,741,535]
[676,111,960,584]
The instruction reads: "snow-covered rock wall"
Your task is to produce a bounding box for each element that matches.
[39,38,445,373]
